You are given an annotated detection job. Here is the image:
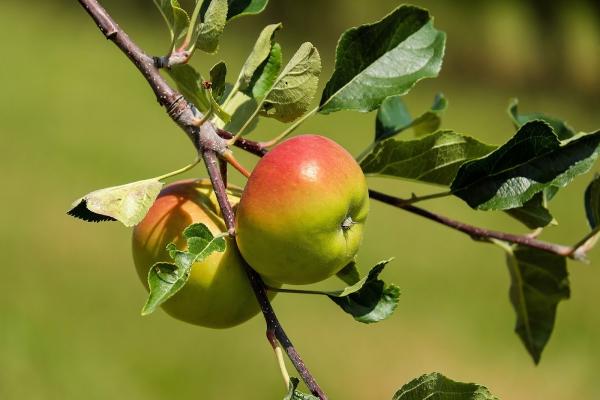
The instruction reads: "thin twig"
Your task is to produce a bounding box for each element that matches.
[217,128,268,157]
[368,189,580,259]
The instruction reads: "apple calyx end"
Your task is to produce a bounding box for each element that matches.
[341,216,355,231]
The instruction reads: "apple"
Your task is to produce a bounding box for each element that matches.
[235,135,369,285]
[132,179,276,328]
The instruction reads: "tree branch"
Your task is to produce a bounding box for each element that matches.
[78,0,227,154]
[217,128,268,157]
[203,149,327,399]
[369,189,581,260]
[78,1,327,396]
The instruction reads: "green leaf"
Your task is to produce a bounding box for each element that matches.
[393,372,499,400]
[166,64,230,122]
[504,189,557,229]
[451,121,600,211]
[68,179,163,227]
[508,98,575,140]
[336,261,361,285]
[585,174,600,229]
[166,64,211,112]
[142,223,227,315]
[502,245,570,364]
[227,0,268,20]
[283,377,318,400]
[249,42,283,100]
[209,61,227,100]
[361,130,495,186]
[191,0,228,54]
[237,23,282,92]
[327,259,400,324]
[375,93,447,142]
[260,42,321,122]
[412,93,447,137]
[153,0,190,47]
[319,5,445,114]
[375,96,412,141]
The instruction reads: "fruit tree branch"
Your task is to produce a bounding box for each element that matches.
[368,189,581,260]
[203,148,327,399]
[77,1,326,397]
[78,0,228,155]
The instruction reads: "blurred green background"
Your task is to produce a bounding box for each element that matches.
[2,1,599,399]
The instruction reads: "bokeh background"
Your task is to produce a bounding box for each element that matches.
[2,1,600,399]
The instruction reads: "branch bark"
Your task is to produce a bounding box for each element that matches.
[78,0,227,154]
[369,189,579,259]
[78,1,327,397]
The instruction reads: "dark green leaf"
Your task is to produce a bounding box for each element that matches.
[375,93,447,142]
[375,96,412,141]
[585,174,600,229]
[209,61,227,100]
[283,377,318,400]
[319,5,445,114]
[412,93,447,137]
[508,98,575,141]
[153,0,190,47]
[504,190,557,229]
[336,261,361,285]
[260,42,321,122]
[142,223,227,315]
[227,0,268,20]
[451,122,600,211]
[328,259,400,324]
[361,130,495,186]
[68,179,163,227]
[502,245,570,364]
[393,372,499,400]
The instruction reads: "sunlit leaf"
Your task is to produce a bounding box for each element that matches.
[393,373,499,400]
[191,0,228,54]
[320,5,445,113]
[142,223,227,315]
[451,121,600,210]
[153,0,190,48]
[237,23,282,92]
[260,42,321,122]
[68,179,163,227]
[361,130,495,186]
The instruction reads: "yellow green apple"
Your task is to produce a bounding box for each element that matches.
[132,179,275,328]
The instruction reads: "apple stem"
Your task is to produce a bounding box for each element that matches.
[267,330,291,389]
